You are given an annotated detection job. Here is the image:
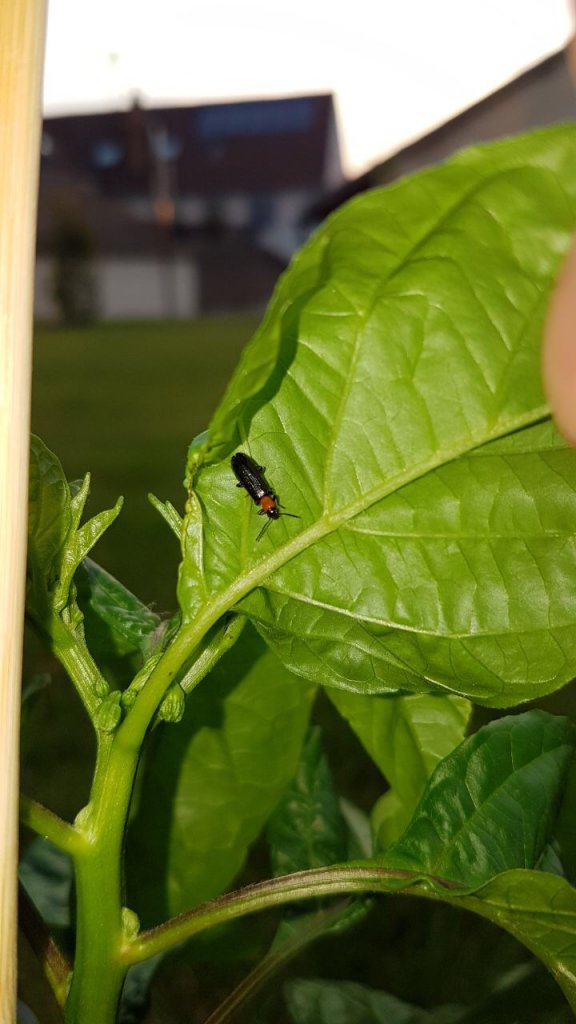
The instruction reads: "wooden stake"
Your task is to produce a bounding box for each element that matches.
[0,3,47,1021]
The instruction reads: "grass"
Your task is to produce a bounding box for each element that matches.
[31,316,258,609]
[23,316,257,821]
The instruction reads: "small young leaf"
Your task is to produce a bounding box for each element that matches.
[69,472,91,531]
[55,499,123,610]
[382,711,576,887]
[148,493,183,539]
[28,436,72,589]
[178,431,209,620]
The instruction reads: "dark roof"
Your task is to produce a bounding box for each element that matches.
[41,94,337,197]
[306,50,576,224]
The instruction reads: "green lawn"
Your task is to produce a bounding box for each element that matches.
[24,315,257,824]
[32,316,258,609]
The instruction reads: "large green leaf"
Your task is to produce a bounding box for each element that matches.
[127,624,315,924]
[178,126,576,707]
[328,690,470,847]
[382,711,575,887]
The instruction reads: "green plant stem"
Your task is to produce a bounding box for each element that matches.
[52,612,108,710]
[64,836,126,1023]
[123,865,446,965]
[179,613,246,694]
[63,619,247,1023]
[29,610,106,718]
[64,736,134,1024]
[19,795,84,855]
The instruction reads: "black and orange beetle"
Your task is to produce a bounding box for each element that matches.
[231,452,299,540]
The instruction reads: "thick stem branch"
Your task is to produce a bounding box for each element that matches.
[20,795,85,855]
[123,865,454,965]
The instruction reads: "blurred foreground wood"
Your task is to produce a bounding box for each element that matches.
[0,2,46,1020]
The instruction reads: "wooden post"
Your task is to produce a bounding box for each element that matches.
[0,2,47,1020]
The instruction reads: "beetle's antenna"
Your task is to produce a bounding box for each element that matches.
[256,518,273,542]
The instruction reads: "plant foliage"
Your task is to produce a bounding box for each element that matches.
[20,125,576,1024]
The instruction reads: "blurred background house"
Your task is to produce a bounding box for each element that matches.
[306,51,576,229]
[35,50,574,324]
[35,93,342,321]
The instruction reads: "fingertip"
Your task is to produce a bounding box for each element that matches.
[543,236,576,446]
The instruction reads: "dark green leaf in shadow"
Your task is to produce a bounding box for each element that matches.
[19,838,72,931]
[552,752,576,886]
[382,711,576,887]
[328,690,470,848]
[118,955,164,1024]
[20,674,51,762]
[268,728,350,878]
[127,624,315,924]
[450,870,576,1014]
[284,978,432,1024]
[284,969,573,1024]
[268,727,369,943]
[75,558,162,663]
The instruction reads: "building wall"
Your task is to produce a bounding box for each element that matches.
[35,255,199,321]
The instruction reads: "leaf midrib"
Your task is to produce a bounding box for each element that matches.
[207,405,550,629]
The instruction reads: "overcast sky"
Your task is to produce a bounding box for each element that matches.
[43,0,574,177]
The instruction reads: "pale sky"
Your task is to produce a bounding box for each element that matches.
[43,0,574,177]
